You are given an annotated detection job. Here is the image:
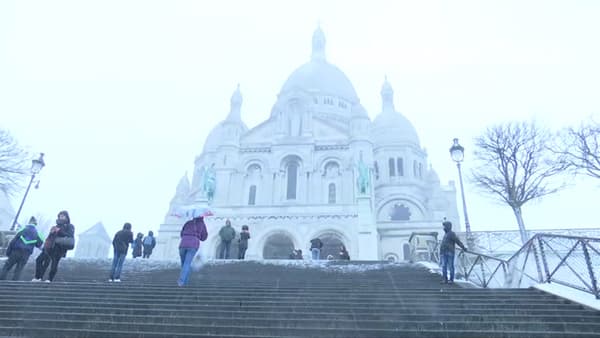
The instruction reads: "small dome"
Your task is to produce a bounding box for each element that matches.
[202,121,248,153]
[202,124,223,153]
[425,165,440,184]
[371,112,421,146]
[371,78,420,146]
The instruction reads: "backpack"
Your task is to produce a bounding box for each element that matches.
[143,236,154,246]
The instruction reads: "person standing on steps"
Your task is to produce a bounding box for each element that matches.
[238,225,250,260]
[109,223,134,282]
[178,215,208,287]
[439,219,467,284]
[218,219,236,259]
[131,232,143,259]
[310,237,323,260]
[1,216,43,281]
[33,210,75,283]
[142,231,156,259]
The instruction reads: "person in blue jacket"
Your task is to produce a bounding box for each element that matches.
[0,216,44,281]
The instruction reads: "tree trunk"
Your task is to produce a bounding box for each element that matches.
[512,206,529,244]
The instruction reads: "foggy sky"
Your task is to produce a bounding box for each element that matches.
[1,0,599,237]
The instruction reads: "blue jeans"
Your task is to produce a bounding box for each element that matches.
[219,240,231,259]
[178,247,198,286]
[311,248,320,260]
[110,253,126,280]
[441,252,455,281]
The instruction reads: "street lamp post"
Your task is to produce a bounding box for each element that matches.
[449,139,474,249]
[10,153,45,231]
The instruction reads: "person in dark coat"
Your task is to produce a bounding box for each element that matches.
[178,216,208,287]
[339,245,350,260]
[218,219,236,259]
[33,210,75,282]
[310,238,323,260]
[109,223,134,282]
[142,231,156,259]
[238,225,250,260]
[439,220,467,284]
[131,232,143,258]
[1,216,43,281]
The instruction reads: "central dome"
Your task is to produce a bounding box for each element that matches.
[279,27,359,103]
[280,61,359,103]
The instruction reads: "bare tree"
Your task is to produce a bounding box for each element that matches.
[0,129,29,195]
[556,118,600,179]
[471,121,566,244]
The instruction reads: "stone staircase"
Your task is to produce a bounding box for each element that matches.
[0,259,599,337]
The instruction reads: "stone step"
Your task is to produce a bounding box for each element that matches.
[2,309,599,324]
[0,293,572,307]
[2,318,600,338]
[3,299,587,314]
[3,325,600,338]
[2,302,592,317]
[0,281,553,295]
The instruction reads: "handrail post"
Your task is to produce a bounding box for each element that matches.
[581,240,600,300]
[531,236,544,282]
[480,256,487,288]
[538,236,551,283]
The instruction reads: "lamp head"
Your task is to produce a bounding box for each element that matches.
[449,138,464,163]
[31,153,45,174]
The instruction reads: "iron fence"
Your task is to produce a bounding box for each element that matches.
[412,232,600,299]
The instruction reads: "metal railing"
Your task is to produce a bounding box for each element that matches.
[412,232,600,299]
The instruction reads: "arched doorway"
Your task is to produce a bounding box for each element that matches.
[262,233,295,259]
[318,233,345,260]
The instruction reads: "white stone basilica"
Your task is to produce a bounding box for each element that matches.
[154,27,460,261]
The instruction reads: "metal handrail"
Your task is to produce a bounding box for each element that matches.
[414,232,600,299]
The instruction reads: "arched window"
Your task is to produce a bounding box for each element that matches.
[328,183,336,204]
[390,203,411,221]
[418,163,423,178]
[286,162,298,200]
[248,185,257,205]
[397,157,404,176]
[388,158,396,177]
[413,161,418,177]
[374,161,379,180]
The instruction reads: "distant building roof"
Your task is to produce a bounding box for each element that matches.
[79,222,111,243]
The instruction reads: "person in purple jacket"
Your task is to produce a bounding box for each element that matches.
[178,215,208,287]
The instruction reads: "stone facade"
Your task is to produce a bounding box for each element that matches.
[155,27,460,261]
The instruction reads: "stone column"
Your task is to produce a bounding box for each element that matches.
[356,195,379,260]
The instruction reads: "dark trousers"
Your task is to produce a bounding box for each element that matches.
[0,250,30,281]
[35,250,62,281]
[238,245,247,260]
[142,245,152,259]
[219,240,231,259]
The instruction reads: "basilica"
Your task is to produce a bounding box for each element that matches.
[154,27,460,261]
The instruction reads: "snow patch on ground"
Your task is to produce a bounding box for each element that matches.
[191,258,396,273]
[415,261,440,273]
[535,283,600,311]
